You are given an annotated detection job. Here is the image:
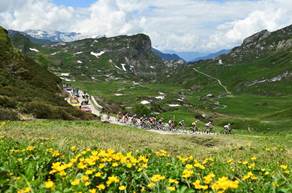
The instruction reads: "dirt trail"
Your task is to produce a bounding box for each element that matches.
[193,68,232,95]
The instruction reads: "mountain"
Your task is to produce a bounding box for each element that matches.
[0,26,93,120]
[9,31,184,81]
[24,29,83,42]
[152,48,184,61]
[191,49,230,62]
[170,24,292,96]
[169,51,207,62]
[8,30,53,45]
[219,25,292,63]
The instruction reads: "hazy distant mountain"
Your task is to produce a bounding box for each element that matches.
[152,48,184,61]
[167,51,205,62]
[169,50,230,62]
[192,49,230,62]
[8,30,53,45]
[24,30,84,42]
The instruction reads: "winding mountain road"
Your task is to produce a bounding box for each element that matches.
[66,88,218,136]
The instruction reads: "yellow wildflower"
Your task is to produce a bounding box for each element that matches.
[97,183,106,190]
[185,164,193,170]
[89,189,96,193]
[17,187,31,193]
[155,150,169,157]
[77,162,87,169]
[167,186,176,191]
[211,177,239,192]
[242,171,257,181]
[95,172,102,177]
[248,162,256,169]
[71,179,80,186]
[227,159,234,164]
[70,146,77,151]
[150,174,166,182]
[194,162,205,170]
[26,146,34,151]
[169,178,179,185]
[106,175,120,186]
[204,173,215,184]
[280,164,288,170]
[82,175,89,182]
[182,169,193,179]
[147,182,155,189]
[193,180,208,190]
[98,163,105,169]
[85,169,95,175]
[51,150,61,157]
[44,180,55,189]
[119,185,127,191]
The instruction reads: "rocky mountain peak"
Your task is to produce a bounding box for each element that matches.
[242,29,270,47]
[130,34,152,52]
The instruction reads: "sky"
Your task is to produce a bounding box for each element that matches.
[0,0,292,53]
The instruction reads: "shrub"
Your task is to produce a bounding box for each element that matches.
[22,101,95,120]
[0,95,17,108]
[134,104,151,116]
[23,101,55,119]
[0,108,19,120]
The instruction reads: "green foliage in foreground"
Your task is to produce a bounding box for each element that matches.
[0,137,291,193]
[0,120,292,192]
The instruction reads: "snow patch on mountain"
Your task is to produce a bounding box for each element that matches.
[168,104,181,107]
[141,100,151,105]
[90,51,105,58]
[29,48,39,52]
[155,96,165,100]
[115,65,121,70]
[247,71,292,86]
[74,51,83,55]
[25,30,84,42]
[121,63,127,71]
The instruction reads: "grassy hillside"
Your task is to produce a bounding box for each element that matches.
[154,25,292,132]
[0,26,93,120]
[0,120,291,192]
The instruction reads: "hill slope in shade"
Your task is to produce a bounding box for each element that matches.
[0,26,93,120]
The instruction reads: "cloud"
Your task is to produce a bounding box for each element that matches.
[206,8,289,50]
[0,0,75,31]
[0,0,292,52]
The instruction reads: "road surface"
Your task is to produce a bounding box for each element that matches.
[65,88,218,136]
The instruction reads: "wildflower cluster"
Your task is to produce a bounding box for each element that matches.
[0,139,291,193]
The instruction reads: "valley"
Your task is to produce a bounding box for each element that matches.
[5,25,292,133]
[1,19,292,193]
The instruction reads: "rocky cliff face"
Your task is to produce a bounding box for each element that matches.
[221,25,292,63]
